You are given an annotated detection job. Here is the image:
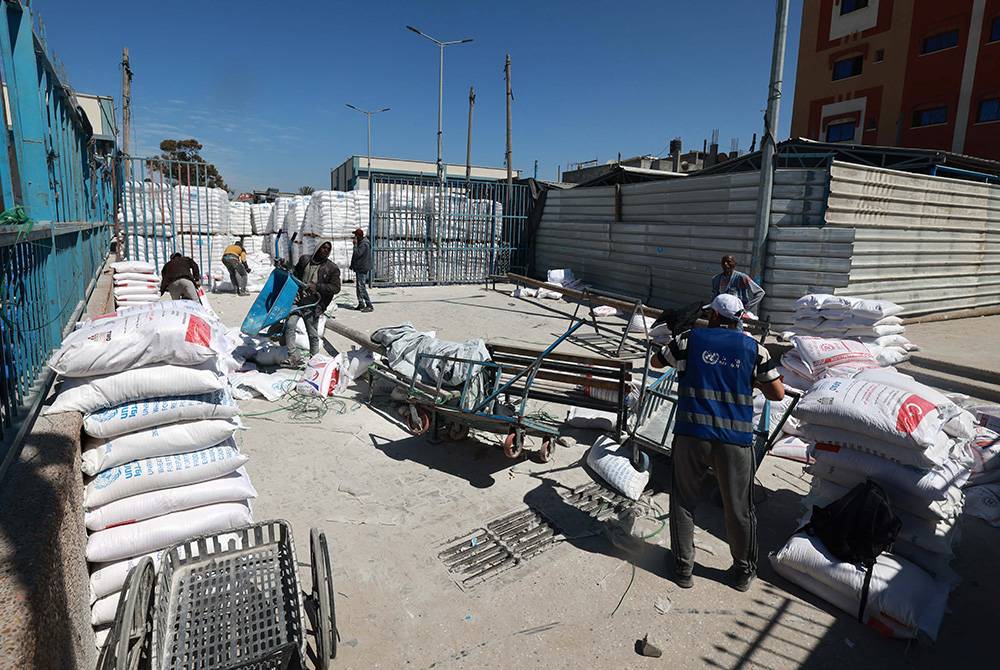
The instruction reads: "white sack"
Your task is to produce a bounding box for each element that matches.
[86,502,252,563]
[113,284,160,297]
[91,591,121,627]
[112,272,160,283]
[89,551,160,602]
[547,268,574,285]
[802,424,956,469]
[47,363,224,416]
[769,434,814,464]
[810,440,970,495]
[230,369,297,402]
[293,315,327,350]
[586,435,648,500]
[51,309,227,377]
[854,368,972,439]
[770,533,948,640]
[83,390,238,439]
[85,467,256,531]
[296,354,346,397]
[111,260,156,274]
[84,442,246,510]
[796,377,948,453]
[791,336,879,375]
[627,314,657,334]
[566,407,618,431]
[81,418,240,476]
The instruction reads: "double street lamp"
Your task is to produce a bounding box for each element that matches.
[345,103,391,191]
[406,25,473,185]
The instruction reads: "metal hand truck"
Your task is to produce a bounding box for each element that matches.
[97,520,337,670]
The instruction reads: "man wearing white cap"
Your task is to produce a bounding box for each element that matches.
[652,293,784,592]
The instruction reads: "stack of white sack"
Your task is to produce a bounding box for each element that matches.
[250,202,273,236]
[790,294,917,366]
[117,181,173,233]
[110,260,161,307]
[240,235,263,256]
[262,197,294,258]
[280,196,311,265]
[511,268,584,300]
[300,190,370,282]
[961,420,1000,527]
[753,390,812,464]
[769,371,978,640]
[777,335,888,392]
[42,302,254,642]
[172,186,230,235]
[229,201,253,236]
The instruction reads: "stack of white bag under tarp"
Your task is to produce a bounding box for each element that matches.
[790,295,917,366]
[770,370,977,640]
[280,196,311,265]
[250,202,272,236]
[229,201,253,236]
[300,190,369,282]
[43,301,254,648]
[110,260,161,307]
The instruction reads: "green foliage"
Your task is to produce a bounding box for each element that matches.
[298,185,315,195]
[150,139,230,192]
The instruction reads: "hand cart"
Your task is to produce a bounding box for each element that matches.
[241,268,320,337]
[97,520,338,670]
[367,319,633,463]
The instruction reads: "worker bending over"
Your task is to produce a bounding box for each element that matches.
[159,252,201,301]
[284,241,340,366]
[712,255,764,315]
[350,228,374,312]
[221,239,251,296]
[653,294,784,592]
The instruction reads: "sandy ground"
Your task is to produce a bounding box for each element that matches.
[206,283,996,670]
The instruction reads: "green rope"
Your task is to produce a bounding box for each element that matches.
[0,205,33,242]
[238,372,354,423]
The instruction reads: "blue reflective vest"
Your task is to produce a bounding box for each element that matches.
[674,328,758,447]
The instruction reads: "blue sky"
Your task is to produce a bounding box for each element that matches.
[40,0,802,193]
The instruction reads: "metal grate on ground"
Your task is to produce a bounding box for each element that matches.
[437,481,637,589]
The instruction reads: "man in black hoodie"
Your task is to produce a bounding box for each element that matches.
[350,228,373,312]
[284,241,341,365]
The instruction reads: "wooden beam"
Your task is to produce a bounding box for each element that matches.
[505,273,663,319]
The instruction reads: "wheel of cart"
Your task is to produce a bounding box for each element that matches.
[98,520,338,670]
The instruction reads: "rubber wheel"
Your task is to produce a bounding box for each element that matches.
[311,528,338,667]
[502,431,523,458]
[537,437,554,463]
[405,405,432,435]
[446,422,470,441]
[97,556,154,670]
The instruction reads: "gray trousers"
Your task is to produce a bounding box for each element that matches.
[222,254,248,292]
[669,434,757,574]
[284,305,322,357]
[355,270,372,307]
[166,278,198,301]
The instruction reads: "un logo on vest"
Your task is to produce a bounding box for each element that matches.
[702,350,720,365]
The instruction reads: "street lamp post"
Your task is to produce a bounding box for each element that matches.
[345,104,390,191]
[406,25,473,185]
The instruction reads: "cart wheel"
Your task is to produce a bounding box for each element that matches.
[536,437,554,463]
[97,556,154,670]
[405,405,432,435]
[502,431,523,458]
[446,422,470,441]
[310,528,338,668]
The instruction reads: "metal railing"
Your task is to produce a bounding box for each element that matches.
[0,1,115,476]
[369,175,529,286]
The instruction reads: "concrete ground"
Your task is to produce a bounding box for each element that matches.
[904,315,1000,373]
[207,283,996,670]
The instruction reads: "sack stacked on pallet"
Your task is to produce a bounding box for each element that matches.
[250,202,272,236]
[770,371,976,640]
[44,301,254,641]
[278,196,310,265]
[229,201,253,236]
[172,186,230,235]
[117,181,173,235]
[791,295,917,366]
[110,260,161,307]
[263,198,294,258]
[301,190,360,281]
[961,421,1000,526]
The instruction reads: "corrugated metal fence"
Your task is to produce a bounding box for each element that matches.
[0,1,115,474]
[534,161,1000,330]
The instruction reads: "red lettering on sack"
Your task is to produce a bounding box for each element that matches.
[184,315,212,347]
[896,394,935,434]
[814,443,841,453]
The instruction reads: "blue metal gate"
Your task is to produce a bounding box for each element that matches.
[369,175,529,286]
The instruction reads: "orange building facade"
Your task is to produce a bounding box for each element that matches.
[790,0,1000,161]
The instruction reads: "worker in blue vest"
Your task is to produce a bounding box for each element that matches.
[652,293,784,592]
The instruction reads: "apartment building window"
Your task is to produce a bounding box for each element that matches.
[840,0,868,15]
[832,55,864,80]
[826,120,856,142]
[977,98,1000,123]
[921,30,959,54]
[912,106,948,127]
[990,17,1000,42]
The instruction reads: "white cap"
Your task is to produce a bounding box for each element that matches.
[703,294,745,321]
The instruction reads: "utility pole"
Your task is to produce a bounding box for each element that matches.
[504,54,513,203]
[534,159,538,180]
[466,86,475,185]
[121,47,132,174]
[750,0,789,287]
[345,104,390,191]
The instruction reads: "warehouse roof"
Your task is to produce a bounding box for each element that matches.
[573,164,687,187]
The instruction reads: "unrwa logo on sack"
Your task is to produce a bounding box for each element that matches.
[90,408,118,423]
[94,468,121,490]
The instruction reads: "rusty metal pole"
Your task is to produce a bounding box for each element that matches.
[466,85,475,185]
[505,54,513,201]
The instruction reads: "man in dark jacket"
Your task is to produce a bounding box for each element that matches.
[349,228,373,312]
[283,241,341,364]
[159,252,201,300]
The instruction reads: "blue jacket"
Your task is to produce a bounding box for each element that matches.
[674,328,757,447]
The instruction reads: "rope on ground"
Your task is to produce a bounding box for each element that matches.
[239,373,355,423]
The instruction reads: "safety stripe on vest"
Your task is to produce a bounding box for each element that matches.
[677,386,753,406]
[676,410,754,433]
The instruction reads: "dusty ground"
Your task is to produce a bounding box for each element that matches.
[207,283,996,670]
[905,315,1000,373]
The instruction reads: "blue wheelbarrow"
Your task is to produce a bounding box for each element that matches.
[241,268,319,337]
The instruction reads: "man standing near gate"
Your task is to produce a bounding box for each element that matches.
[652,294,784,592]
[350,228,374,312]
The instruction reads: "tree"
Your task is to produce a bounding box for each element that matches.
[298,185,315,195]
[150,139,230,192]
